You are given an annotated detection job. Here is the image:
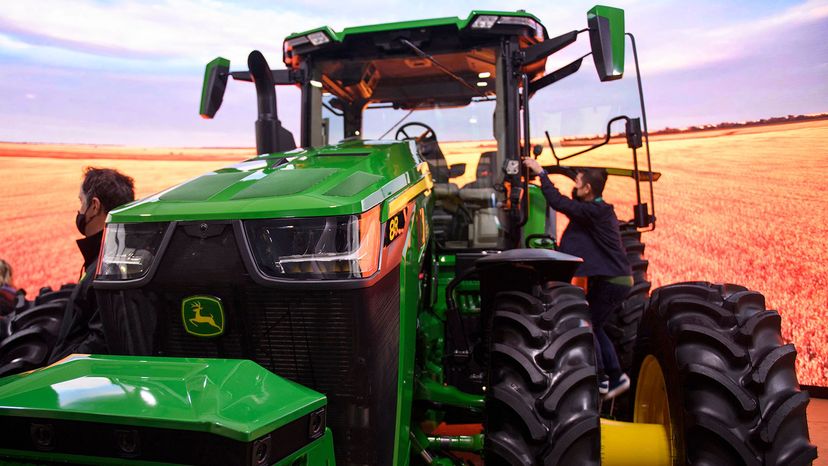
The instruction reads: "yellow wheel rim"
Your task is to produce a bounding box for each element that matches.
[634,355,678,464]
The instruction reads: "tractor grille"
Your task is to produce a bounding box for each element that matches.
[97,222,399,466]
[157,286,360,397]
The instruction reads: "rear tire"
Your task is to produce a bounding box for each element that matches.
[485,283,600,465]
[633,282,817,465]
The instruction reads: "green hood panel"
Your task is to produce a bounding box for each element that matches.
[0,355,325,443]
[109,140,422,223]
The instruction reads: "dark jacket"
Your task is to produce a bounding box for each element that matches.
[49,231,107,363]
[0,285,16,316]
[538,173,632,278]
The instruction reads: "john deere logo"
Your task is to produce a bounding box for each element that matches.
[182,296,224,337]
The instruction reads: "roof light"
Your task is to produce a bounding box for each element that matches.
[496,16,539,30]
[471,15,498,29]
[309,80,323,88]
[476,81,488,87]
[306,31,330,46]
[285,36,309,48]
[478,71,491,79]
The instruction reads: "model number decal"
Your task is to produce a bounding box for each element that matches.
[385,211,406,245]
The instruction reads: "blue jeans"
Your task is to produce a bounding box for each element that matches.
[586,278,630,380]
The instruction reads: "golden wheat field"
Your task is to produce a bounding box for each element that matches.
[1,120,826,386]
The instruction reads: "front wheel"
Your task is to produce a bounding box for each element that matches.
[632,282,817,465]
[484,283,600,465]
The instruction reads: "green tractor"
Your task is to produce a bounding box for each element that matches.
[0,6,816,466]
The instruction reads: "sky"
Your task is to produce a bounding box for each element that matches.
[1,0,827,146]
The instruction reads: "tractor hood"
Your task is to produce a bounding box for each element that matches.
[0,355,329,464]
[109,139,424,223]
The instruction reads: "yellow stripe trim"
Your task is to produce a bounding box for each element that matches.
[387,175,432,217]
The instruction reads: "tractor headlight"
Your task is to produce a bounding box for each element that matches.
[244,204,381,280]
[96,222,167,281]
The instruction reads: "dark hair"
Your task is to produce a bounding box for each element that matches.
[578,168,608,197]
[0,259,11,287]
[82,167,135,212]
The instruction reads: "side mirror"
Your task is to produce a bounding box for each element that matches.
[587,5,625,82]
[449,163,467,178]
[199,57,230,119]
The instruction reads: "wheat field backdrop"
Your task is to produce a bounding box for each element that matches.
[1,120,826,385]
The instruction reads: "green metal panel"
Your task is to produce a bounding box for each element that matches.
[0,355,325,443]
[0,449,180,466]
[107,140,423,223]
[392,193,431,465]
[231,168,339,199]
[588,5,625,78]
[199,56,229,118]
[160,170,250,202]
[523,184,554,247]
[285,10,545,43]
[324,171,384,197]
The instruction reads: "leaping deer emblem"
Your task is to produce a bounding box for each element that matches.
[189,301,221,331]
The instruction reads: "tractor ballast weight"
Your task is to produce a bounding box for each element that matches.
[0,4,816,466]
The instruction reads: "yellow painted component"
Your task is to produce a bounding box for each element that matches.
[634,354,677,463]
[387,175,432,217]
[600,419,670,466]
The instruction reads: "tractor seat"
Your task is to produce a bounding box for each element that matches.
[464,151,496,189]
[417,138,452,184]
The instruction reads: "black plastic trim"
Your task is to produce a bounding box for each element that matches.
[0,408,324,466]
[802,384,828,399]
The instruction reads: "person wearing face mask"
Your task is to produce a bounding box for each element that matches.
[523,159,632,400]
[49,167,135,363]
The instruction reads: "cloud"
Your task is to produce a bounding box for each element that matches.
[0,0,825,145]
[628,0,828,74]
[0,0,323,67]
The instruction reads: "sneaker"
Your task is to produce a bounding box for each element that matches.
[598,374,609,395]
[603,373,630,400]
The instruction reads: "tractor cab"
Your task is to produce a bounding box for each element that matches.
[201,7,654,253]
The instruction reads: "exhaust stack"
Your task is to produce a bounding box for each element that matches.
[248,50,282,155]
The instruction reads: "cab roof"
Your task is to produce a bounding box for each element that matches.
[283,11,550,109]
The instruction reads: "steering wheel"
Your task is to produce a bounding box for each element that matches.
[395,122,437,142]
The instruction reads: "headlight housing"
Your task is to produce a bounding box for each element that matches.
[96,222,167,281]
[244,205,381,280]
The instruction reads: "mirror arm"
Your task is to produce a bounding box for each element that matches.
[627,32,656,231]
[550,115,628,163]
[521,29,580,64]
[230,69,305,85]
[544,131,561,165]
[528,54,588,95]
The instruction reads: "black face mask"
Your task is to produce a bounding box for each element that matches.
[75,204,91,236]
[571,187,582,202]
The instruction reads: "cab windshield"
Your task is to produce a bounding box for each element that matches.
[317,46,507,249]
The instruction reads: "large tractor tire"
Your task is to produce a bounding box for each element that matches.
[0,327,51,377]
[633,282,817,465]
[485,283,600,465]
